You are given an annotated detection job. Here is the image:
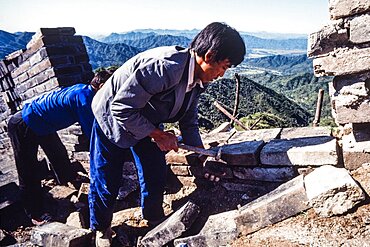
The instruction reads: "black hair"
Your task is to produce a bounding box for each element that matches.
[190,22,246,66]
[90,68,116,89]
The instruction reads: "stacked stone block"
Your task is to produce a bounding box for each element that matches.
[308,0,370,170]
[166,127,336,194]
[0,27,94,209]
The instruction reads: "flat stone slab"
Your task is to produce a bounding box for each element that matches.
[329,0,370,20]
[342,126,370,170]
[202,128,281,145]
[351,163,370,197]
[332,96,370,124]
[139,201,200,247]
[280,127,332,139]
[215,140,265,166]
[260,136,338,166]
[313,47,370,77]
[48,185,77,200]
[304,165,366,217]
[308,19,349,57]
[174,210,238,247]
[30,222,92,247]
[235,175,309,236]
[233,166,296,182]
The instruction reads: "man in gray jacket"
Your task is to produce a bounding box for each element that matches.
[89,22,245,246]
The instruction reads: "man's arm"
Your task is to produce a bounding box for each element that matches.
[178,94,203,148]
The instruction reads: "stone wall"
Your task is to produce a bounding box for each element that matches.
[0,27,93,209]
[308,0,370,171]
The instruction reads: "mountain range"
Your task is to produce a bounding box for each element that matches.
[0,29,330,128]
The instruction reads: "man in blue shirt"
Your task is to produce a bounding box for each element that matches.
[7,69,114,226]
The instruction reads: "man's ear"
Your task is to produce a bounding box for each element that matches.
[204,50,215,64]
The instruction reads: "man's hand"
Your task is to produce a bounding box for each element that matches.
[149,128,178,152]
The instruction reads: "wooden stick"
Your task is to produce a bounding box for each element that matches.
[230,73,241,125]
[312,89,324,127]
[213,101,249,131]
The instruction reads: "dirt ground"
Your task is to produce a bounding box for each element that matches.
[1,168,370,247]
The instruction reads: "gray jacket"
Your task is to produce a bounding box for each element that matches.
[92,46,204,148]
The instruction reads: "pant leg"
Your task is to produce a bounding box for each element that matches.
[39,133,73,184]
[7,111,43,217]
[89,120,131,231]
[132,137,167,221]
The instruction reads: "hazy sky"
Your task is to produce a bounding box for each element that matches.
[0,0,329,36]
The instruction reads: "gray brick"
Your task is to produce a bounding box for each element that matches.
[30,222,92,247]
[313,47,370,76]
[329,0,370,20]
[260,136,338,166]
[235,175,309,236]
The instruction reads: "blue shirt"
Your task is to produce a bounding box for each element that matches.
[22,84,95,137]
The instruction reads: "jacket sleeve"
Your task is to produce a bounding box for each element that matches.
[110,60,178,140]
[178,94,203,147]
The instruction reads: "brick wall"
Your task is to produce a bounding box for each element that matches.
[0,28,93,207]
[308,0,370,170]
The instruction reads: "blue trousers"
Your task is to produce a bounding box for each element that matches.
[89,120,167,231]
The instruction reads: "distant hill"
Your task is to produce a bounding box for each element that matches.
[198,76,312,129]
[245,54,313,74]
[101,31,157,43]
[245,72,333,119]
[113,34,191,50]
[82,36,141,68]
[100,31,307,51]
[0,30,34,59]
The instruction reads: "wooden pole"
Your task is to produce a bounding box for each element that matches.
[312,89,324,127]
[230,73,241,125]
[213,101,249,131]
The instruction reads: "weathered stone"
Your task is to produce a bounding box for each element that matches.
[313,47,370,77]
[0,181,19,210]
[139,201,200,247]
[30,222,92,246]
[342,123,370,170]
[308,19,349,58]
[260,136,338,166]
[329,0,370,20]
[332,96,370,124]
[0,229,5,242]
[304,165,366,217]
[202,128,281,146]
[66,211,87,229]
[174,210,238,247]
[170,165,191,176]
[220,181,281,197]
[235,175,309,236]
[280,126,332,139]
[48,185,77,200]
[112,207,141,228]
[331,72,370,96]
[351,163,370,197]
[76,183,89,203]
[350,13,370,44]
[233,166,296,182]
[217,140,264,166]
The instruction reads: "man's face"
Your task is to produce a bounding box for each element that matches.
[197,51,231,83]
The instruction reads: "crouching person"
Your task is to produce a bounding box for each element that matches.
[7,69,114,226]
